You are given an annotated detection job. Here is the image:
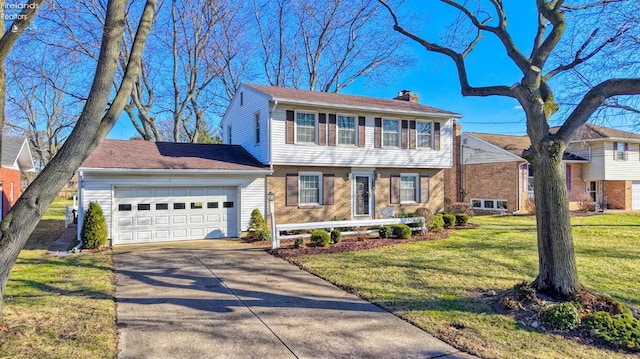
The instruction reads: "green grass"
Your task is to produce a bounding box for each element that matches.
[293,214,640,359]
[0,200,116,359]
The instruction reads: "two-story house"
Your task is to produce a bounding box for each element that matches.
[222,83,462,224]
[447,124,640,214]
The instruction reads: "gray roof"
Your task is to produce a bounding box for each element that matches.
[2,136,27,165]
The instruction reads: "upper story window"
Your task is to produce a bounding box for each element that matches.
[400,174,418,203]
[299,172,321,205]
[296,112,316,143]
[255,112,261,144]
[227,125,232,144]
[337,115,356,145]
[383,119,399,147]
[416,121,432,148]
[614,142,627,161]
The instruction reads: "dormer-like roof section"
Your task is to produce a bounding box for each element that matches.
[1,136,35,172]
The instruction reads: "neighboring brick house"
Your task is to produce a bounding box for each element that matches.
[1,136,35,219]
[446,124,640,213]
[221,83,462,225]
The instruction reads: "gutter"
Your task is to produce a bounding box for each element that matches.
[77,168,274,175]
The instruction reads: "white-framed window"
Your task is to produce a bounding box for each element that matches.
[295,111,316,143]
[615,142,626,160]
[400,174,418,203]
[416,121,432,148]
[299,172,322,205]
[255,112,261,144]
[337,115,356,145]
[471,199,508,211]
[527,164,534,195]
[383,119,399,147]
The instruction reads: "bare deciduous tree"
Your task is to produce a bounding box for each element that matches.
[379,0,640,298]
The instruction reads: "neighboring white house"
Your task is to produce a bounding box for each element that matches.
[77,140,270,245]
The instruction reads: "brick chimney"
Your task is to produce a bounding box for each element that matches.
[393,89,419,103]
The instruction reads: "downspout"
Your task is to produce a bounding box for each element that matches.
[512,162,524,215]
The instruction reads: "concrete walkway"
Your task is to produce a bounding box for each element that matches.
[113,240,476,359]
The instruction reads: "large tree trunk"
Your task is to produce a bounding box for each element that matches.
[528,134,578,298]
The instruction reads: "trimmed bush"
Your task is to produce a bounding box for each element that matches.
[391,224,412,239]
[539,302,581,330]
[248,208,266,232]
[294,238,305,248]
[429,214,445,232]
[310,230,331,247]
[379,225,392,239]
[455,213,470,226]
[330,229,342,244]
[582,312,640,351]
[256,228,271,241]
[81,201,108,249]
[442,214,456,228]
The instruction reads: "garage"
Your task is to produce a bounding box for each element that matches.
[78,139,270,245]
[633,181,640,210]
[113,187,238,244]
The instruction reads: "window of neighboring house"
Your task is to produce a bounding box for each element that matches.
[296,112,316,143]
[470,199,508,211]
[615,142,626,160]
[527,164,534,195]
[255,112,260,144]
[416,121,432,148]
[337,115,356,145]
[299,173,321,205]
[400,174,418,203]
[383,119,399,147]
[227,125,232,144]
[240,91,243,106]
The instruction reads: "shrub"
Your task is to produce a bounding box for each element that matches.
[455,213,470,226]
[310,230,331,247]
[429,214,445,232]
[442,214,456,228]
[81,201,108,249]
[539,302,581,330]
[397,212,416,218]
[514,282,538,303]
[379,225,392,238]
[447,202,473,216]
[583,312,640,351]
[330,229,342,244]
[525,197,536,214]
[256,228,271,241]
[391,224,412,239]
[294,238,305,248]
[248,209,266,232]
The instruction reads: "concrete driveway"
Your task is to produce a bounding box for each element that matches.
[113,240,475,359]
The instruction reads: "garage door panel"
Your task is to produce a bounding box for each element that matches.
[113,186,238,244]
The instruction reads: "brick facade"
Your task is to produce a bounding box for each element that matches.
[462,161,522,213]
[605,180,631,210]
[1,168,21,217]
[267,165,445,225]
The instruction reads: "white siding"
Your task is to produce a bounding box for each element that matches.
[603,141,640,180]
[78,171,265,241]
[221,85,271,164]
[270,107,454,168]
[461,134,523,164]
[582,142,605,180]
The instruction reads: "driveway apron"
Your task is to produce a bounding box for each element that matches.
[114,240,475,359]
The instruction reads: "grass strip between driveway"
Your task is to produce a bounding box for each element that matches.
[0,200,116,359]
[291,214,640,359]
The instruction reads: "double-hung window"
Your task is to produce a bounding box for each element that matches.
[400,174,418,203]
[299,173,321,205]
[527,164,534,195]
[337,115,356,145]
[416,121,432,148]
[296,112,316,143]
[383,119,399,147]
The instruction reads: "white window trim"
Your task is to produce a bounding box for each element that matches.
[294,110,318,144]
[400,173,419,204]
[615,142,626,161]
[298,171,323,206]
[415,120,434,149]
[336,113,357,146]
[470,198,508,211]
[526,163,534,197]
[382,118,400,148]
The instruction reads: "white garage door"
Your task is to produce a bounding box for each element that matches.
[113,187,237,244]
[633,181,640,210]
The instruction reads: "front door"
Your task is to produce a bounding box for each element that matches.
[354,175,372,217]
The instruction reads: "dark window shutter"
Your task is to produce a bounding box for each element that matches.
[358,116,365,147]
[328,114,337,146]
[375,118,382,148]
[401,120,409,149]
[323,174,334,205]
[390,175,400,204]
[318,113,327,146]
[434,122,441,150]
[409,120,416,149]
[286,110,295,144]
[286,174,298,206]
[624,143,629,160]
[613,142,618,160]
[420,176,430,203]
[565,164,572,191]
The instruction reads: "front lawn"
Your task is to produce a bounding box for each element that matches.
[0,200,116,359]
[292,214,640,359]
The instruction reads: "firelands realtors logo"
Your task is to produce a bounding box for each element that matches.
[2,1,40,32]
